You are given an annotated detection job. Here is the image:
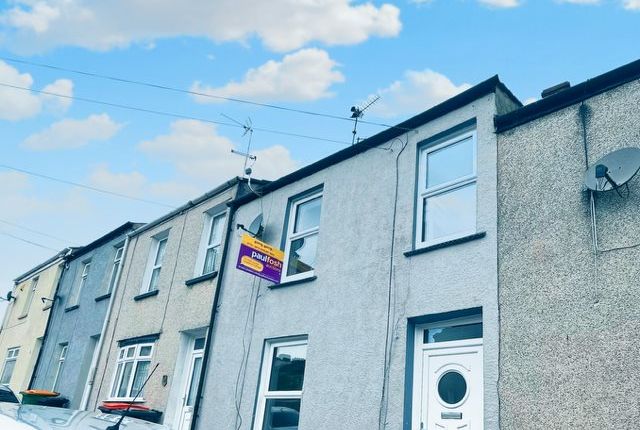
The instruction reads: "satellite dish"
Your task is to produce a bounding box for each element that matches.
[247,213,264,238]
[584,147,640,192]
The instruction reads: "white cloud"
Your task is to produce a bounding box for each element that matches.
[524,97,538,105]
[556,0,600,3]
[623,0,640,9]
[138,119,298,184]
[478,0,521,7]
[0,0,401,53]
[22,113,122,150]
[369,69,472,118]
[191,49,344,104]
[0,60,73,120]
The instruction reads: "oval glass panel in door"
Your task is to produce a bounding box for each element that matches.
[437,371,467,405]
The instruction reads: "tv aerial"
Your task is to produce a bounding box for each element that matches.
[237,213,264,238]
[584,147,640,196]
[350,95,380,145]
[223,114,256,177]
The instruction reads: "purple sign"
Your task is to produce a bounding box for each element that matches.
[236,234,284,284]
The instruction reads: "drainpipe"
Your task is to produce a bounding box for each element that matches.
[79,234,131,411]
[28,248,71,389]
[190,201,239,430]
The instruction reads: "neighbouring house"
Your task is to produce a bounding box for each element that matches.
[30,222,143,409]
[88,177,267,429]
[495,59,640,428]
[194,77,521,430]
[0,248,71,394]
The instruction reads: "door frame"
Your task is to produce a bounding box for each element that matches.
[411,315,483,430]
[173,335,205,430]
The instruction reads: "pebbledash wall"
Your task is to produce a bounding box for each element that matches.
[88,178,263,429]
[195,78,521,429]
[30,222,141,409]
[496,59,640,428]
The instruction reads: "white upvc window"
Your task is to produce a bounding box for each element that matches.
[107,245,125,294]
[52,344,68,392]
[254,338,307,430]
[109,343,154,401]
[19,277,38,318]
[282,191,323,283]
[1,347,19,385]
[198,212,226,276]
[144,235,168,293]
[416,130,477,249]
[69,261,91,306]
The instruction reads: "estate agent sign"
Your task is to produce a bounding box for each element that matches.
[236,234,284,284]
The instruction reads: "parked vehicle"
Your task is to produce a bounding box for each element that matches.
[0,402,169,429]
[0,385,20,404]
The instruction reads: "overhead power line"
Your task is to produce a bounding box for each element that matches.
[0,219,68,244]
[0,82,351,146]
[0,164,177,209]
[0,231,59,251]
[0,56,405,131]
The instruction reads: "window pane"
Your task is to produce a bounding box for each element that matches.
[262,399,301,430]
[194,338,206,351]
[139,346,152,357]
[154,239,167,266]
[149,267,161,291]
[268,344,307,391]
[208,215,225,246]
[117,362,134,398]
[131,361,150,398]
[293,196,322,233]
[424,323,483,343]
[426,137,474,189]
[126,347,135,358]
[111,363,123,397]
[1,360,15,384]
[202,247,218,275]
[115,246,124,260]
[108,261,121,293]
[186,356,203,407]
[286,234,318,277]
[423,183,476,242]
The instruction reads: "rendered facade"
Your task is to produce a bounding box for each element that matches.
[30,222,141,409]
[0,249,69,394]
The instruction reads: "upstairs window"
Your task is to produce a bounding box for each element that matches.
[283,190,322,282]
[416,130,477,248]
[200,212,226,275]
[19,277,38,318]
[1,347,19,385]
[107,245,125,294]
[109,343,154,400]
[69,262,91,307]
[144,233,168,293]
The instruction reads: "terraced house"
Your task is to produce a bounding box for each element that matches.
[0,248,70,394]
[195,77,521,430]
[88,177,266,429]
[30,222,142,409]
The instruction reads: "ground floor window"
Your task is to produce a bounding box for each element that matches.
[52,344,68,392]
[254,337,307,430]
[109,343,154,400]
[0,347,19,385]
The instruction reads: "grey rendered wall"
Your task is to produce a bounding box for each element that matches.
[497,79,640,428]
[32,231,130,409]
[89,185,238,425]
[199,94,502,429]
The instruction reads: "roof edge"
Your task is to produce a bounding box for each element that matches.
[69,221,144,260]
[13,248,70,284]
[495,57,640,133]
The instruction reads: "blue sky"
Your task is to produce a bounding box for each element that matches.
[0,0,639,317]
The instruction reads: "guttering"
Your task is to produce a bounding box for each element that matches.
[79,233,131,410]
[230,75,519,208]
[14,248,70,285]
[189,199,239,430]
[495,57,640,133]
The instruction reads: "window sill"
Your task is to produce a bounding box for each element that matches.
[17,314,27,320]
[95,293,112,302]
[185,271,218,287]
[64,305,79,312]
[269,275,317,289]
[134,290,159,301]
[404,232,486,257]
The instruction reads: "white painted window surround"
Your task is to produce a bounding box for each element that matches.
[0,347,19,385]
[195,210,226,277]
[254,337,308,430]
[19,277,38,318]
[416,129,477,249]
[282,191,323,283]
[109,343,154,401]
[107,245,125,294]
[52,344,68,392]
[141,231,169,294]
[69,262,91,307]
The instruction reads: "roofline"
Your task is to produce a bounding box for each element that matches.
[68,221,144,260]
[495,58,640,133]
[130,177,269,238]
[13,248,70,284]
[230,75,519,208]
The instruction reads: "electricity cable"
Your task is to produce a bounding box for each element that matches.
[0,218,69,244]
[0,231,59,251]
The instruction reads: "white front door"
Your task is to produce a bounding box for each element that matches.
[177,338,205,430]
[413,317,484,430]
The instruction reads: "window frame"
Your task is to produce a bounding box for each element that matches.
[69,261,91,307]
[142,233,169,294]
[282,191,323,283]
[52,344,68,392]
[108,343,154,402]
[1,347,19,385]
[107,245,125,294]
[197,210,227,276]
[253,337,308,430]
[18,277,38,318]
[415,129,477,250]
